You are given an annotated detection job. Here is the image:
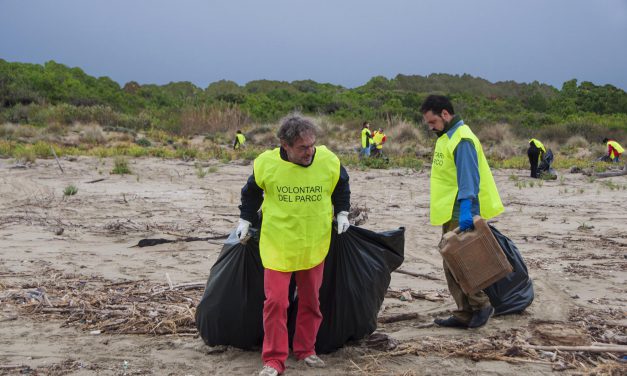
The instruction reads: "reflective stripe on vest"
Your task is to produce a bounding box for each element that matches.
[430,124,504,225]
[254,146,340,271]
[361,128,371,148]
[608,140,624,158]
[373,132,385,149]
[529,138,546,154]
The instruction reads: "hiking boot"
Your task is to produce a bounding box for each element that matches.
[304,354,326,368]
[434,316,469,328]
[468,306,494,328]
[258,365,279,376]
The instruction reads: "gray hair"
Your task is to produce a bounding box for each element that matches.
[276,114,319,146]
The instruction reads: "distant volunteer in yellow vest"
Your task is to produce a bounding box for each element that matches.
[360,122,372,157]
[529,138,546,155]
[421,94,503,330]
[603,138,624,162]
[234,130,246,149]
[236,115,351,375]
[527,138,546,178]
[372,129,386,150]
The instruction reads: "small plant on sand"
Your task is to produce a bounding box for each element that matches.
[208,166,219,173]
[195,162,208,178]
[508,174,519,181]
[537,180,544,187]
[111,157,131,175]
[63,184,78,196]
[14,145,36,164]
[559,175,566,185]
[600,180,620,191]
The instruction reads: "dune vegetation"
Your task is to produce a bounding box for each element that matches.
[1,59,626,170]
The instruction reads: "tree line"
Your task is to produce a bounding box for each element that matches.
[1,59,626,141]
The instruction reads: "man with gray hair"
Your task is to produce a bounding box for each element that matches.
[237,115,351,376]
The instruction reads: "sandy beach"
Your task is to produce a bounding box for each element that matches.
[1,156,625,375]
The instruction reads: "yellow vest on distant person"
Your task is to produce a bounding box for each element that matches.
[529,138,546,163]
[373,132,385,150]
[430,124,504,225]
[235,133,246,149]
[529,138,546,153]
[361,128,371,148]
[253,146,340,271]
[608,140,624,159]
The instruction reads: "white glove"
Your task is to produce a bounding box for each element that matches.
[236,219,251,240]
[336,211,350,234]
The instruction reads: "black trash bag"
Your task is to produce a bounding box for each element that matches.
[195,225,405,353]
[195,229,265,349]
[483,225,534,315]
[538,148,554,172]
[538,149,557,179]
[313,226,405,354]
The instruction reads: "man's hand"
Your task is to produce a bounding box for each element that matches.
[236,218,251,240]
[336,211,350,234]
[459,199,474,231]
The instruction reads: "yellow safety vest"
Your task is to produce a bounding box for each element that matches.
[529,138,546,163]
[254,146,340,271]
[361,128,372,148]
[529,138,546,153]
[235,133,246,149]
[373,132,385,150]
[607,140,624,159]
[430,124,504,225]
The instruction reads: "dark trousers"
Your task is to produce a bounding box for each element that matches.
[442,221,491,323]
[527,145,540,178]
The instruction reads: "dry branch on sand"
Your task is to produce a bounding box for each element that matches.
[3,267,625,375]
[2,269,201,335]
[353,326,627,375]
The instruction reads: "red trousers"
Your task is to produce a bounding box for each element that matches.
[262,261,324,374]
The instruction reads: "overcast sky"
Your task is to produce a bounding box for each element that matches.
[1,0,626,90]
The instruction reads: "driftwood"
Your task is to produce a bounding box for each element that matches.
[0,364,32,371]
[393,268,441,281]
[582,162,627,178]
[386,288,446,302]
[377,312,419,324]
[524,344,627,353]
[133,234,229,247]
[593,169,627,178]
[85,178,106,183]
[50,146,64,173]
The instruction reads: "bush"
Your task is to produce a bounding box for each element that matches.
[135,137,151,147]
[63,184,78,196]
[0,140,14,157]
[127,145,149,157]
[79,123,106,144]
[564,135,588,148]
[477,123,513,145]
[14,145,36,163]
[111,157,131,174]
[31,141,51,158]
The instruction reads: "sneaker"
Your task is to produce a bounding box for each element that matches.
[434,316,469,328]
[468,306,495,328]
[303,354,326,368]
[258,365,279,376]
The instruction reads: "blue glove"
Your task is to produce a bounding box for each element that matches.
[459,199,474,231]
